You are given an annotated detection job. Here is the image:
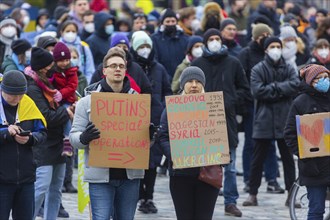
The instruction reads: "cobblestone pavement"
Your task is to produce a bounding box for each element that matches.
[51,133,294,219]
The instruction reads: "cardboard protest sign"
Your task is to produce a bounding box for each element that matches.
[296,112,330,159]
[89,93,151,169]
[165,92,230,169]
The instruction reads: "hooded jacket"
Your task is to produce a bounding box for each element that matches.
[85,12,114,67]
[191,46,251,148]
[284,81,330,186]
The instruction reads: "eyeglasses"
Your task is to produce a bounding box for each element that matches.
[105,63,126,70]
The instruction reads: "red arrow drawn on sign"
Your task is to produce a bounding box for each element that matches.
[108,152,135,164]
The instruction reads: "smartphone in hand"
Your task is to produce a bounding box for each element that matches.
[18,130,31,136]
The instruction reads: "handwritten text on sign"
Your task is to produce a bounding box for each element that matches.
[166,92,230,169]
[89,93,151,169]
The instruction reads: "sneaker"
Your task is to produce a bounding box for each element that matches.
[62,138,73,157]
[242,195,258,206]
[146,200,158,213]
[225,204,242,217]
[267,181,285,194]
[58,203,69,218]
[138,200,148,214]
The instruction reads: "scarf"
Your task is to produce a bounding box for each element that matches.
[178,21,193,36]
[313,50,330,65]
[24,66,58,109]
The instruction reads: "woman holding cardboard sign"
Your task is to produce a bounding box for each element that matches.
[159,66,221,220]
[284,64,330,220]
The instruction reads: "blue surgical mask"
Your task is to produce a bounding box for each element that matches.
[105,24,114,35]
[71,58,79,67]
[314,77,330,93]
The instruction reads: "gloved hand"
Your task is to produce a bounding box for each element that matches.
[79,122,101,145]
[54,90,63,103]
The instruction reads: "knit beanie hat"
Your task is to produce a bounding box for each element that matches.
[299,64,330,85]
[160,8,177,24]
[0,18,17,29]
[53,42,71,61]
[132,31,153,51]
[1,70,27,95]
[186,35,203,54]
[252,23,272,40]
[11,39,31,55]
[110,33,130,48]
[316,9,328,17]
[280,25,297,40]
[220,18,236,32]
[180,66,206,90]
[283,13,298,23]
[31,47,54,71]
[264,36,282,50]
[37,36,57,49]
[54,5,69,20]
[203,28,221,45]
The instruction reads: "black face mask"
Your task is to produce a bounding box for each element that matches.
[164,25,176,35]
[205,16,220,30]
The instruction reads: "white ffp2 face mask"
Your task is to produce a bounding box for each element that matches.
[267,48,282,61]
[317,48,329,58]
[1,26,17,38]
[63,32,77,43]
[282,41,297,59]
[137,47,151,59]
[207,40,221,53]
[192,47,203,58]
[84,23,95,33]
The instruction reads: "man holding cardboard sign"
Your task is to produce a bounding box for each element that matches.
[285,64,330,220]
[70,47,149,220]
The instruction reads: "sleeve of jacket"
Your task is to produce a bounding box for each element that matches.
[234,59,252,103]
[171,61,184,94]
[284,102,300,155]
[237,48,250,79]
[29,119,47,147]
[0,128,14,144]
[151,34,160,62]
[275,66,300,97]
[250,64,281,101]
[59,71,79,101]
[161,65,173,100]
[83,45,96,84]
[27,85,69,128]
[69,96,90,149]
[158,109,171,160]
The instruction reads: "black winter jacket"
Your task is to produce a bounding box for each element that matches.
[0,96,47,184]
[284,82,330,186]
[191,46,251,148]
[250,55,300,139]
[26,77,69,167]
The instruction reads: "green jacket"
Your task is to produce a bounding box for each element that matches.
[1,55,18,73]
[171,57,190,94]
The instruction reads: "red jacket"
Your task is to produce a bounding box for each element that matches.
[53,67,78,104]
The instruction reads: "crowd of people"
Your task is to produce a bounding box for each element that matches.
[0,0,329,219]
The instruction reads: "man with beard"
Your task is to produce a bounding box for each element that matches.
[151,8,189,82]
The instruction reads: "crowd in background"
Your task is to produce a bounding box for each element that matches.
[0,0,329,219]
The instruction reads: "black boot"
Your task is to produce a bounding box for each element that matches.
[58,203,69,218]
[64,182,77,193]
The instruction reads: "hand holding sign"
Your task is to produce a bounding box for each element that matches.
[80,122,101,145]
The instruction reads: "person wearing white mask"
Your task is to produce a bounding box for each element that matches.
[86,12,115,68]
[243,36,300,207]
[80,10,94,41]
[280,25,310,72]
[131,30,172,214]
[59,20,95,84]
[191,28,251,217]
[0,18,18,65]
[172,36,204,94]
[1,39,31,72]
[309,38,330,70]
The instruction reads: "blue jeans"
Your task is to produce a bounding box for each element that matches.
[89,179,140,220]
[307,185,328,220]
[63,102,72,137]
[223,147,239,205]
[34,163,66,219]
[0,182,34,220]
[242,104,278,183]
